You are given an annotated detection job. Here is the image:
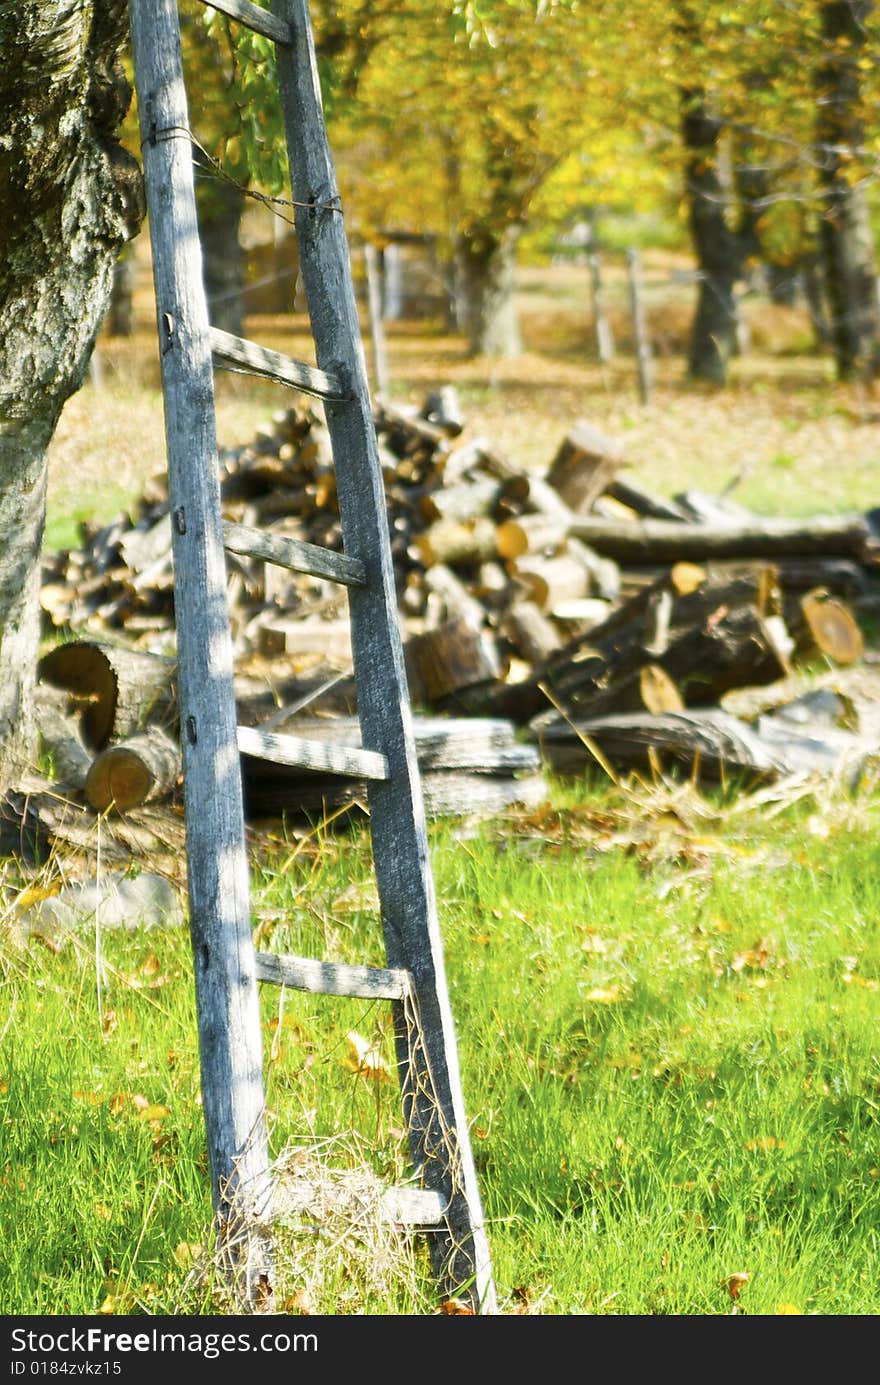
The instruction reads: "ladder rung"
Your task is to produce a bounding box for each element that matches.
[223,521,367,587]
[199,0,292,45]
[381,1186,447,1227]
[210,327,349,401]
[255,950,410,1000]
[237,724,389,780]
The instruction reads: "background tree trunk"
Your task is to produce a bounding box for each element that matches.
[816,0,880,379]
[681,87,742,384]
[454,224,523,357]
[195,156,247,337]
[0,0,143,788]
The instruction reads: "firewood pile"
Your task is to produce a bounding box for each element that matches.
[35,388,880,827]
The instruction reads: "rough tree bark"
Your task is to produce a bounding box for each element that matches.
[0,0,143,789]
[816,0,880,379]
[454,223,523,357]
[680,85,747,385]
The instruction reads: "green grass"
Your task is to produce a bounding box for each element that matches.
[2,774,878,1315]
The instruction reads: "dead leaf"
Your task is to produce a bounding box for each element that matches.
[725,1272,750,1301]
[440,1298,474,1315]
[342,1031,390,1082]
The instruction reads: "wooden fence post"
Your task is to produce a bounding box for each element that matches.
[626,248,654,404]
[588,251,615,364]
[363,243,390,398]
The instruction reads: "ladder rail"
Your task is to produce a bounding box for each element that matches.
[128,0,272,1298]
[271,0,496,1313]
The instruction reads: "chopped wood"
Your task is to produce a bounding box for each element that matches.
[786,588,864,665]
[405,618,502,706]
[85,726,181,813]
[545,421,625,513]
[38,641,178,750]
[563,512,871,563]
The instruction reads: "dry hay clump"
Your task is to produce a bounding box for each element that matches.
[174,1133,436,1317]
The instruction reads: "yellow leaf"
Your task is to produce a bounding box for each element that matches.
[775,1303,803,1314]
[745,1136,784,1152]
[137,1104,170,1122]
[98,1295,116,1315]
[584,986,621,1004]
[342,1030,390,1081]
[141,954,161,976]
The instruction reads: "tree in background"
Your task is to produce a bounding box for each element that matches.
[816,0,880,379]
[0,0,142,786]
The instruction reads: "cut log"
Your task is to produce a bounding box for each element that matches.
[563,512,871,562]
[255,616,353,663]
[510,554,591,611]
[531,708,795,783]
[785,588,864,666]
[35,685,93,792]
[420,478,504,524]
[85,726,182,813]
[38,641,179,751]
[496,515,568,561]
[605,479,692,523]
[422,563,487,631]
[413,516,499,568]
[537,604,791,722]
[545,421,625,513]
[404,618,502,705]
[499,601,563,665]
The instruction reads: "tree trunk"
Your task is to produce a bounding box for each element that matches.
[0,1,143,789]
[195,157,248,337]
[681,87,741,384]
[454,224,523,357]
[816,1,880,379]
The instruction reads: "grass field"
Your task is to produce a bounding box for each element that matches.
[4,252,880,1317]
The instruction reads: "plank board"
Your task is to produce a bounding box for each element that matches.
[199,0,291,45]
[237,723,388,779]
[222,520,366,587]
[210,327,348,400]
[254,950,409,1000]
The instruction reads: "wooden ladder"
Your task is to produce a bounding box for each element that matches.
[127,0,495,1314]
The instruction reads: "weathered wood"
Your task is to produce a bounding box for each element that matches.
[605,478,691,523]
[563,512,871,562]
[414,516,499,568]
[588,252,615,363]
[511,553,591,611]
[38,640,178,750]
[422,563,487,631]
[237,723,389,779]
[545,421,625,513]
[255,950,409,999]
[85,726,182,813]
[272,0,496,1306]
[363,242,389,398]
[35,685,93,792]
[404,617,502,705]
[263,713,541,774]
[500,601,563,665]
[210,327,347,400]
[129,0,271,1301]
[420,478,504,524]
[626,249,654,405]
[255,616,353,663]
[541,603,791,718]
[222,519,366,586]
[199,0,292,44]
[532,708,794,783]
